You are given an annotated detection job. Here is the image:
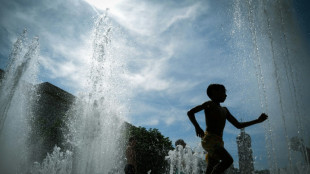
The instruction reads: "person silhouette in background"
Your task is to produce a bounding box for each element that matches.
[125,137,137,174]
[175,139,187,148]
[174,139,187,173]
[290,136,310,164]
[187,84,268,174]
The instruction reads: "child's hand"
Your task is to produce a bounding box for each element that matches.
[195,127,205,138]
[257,113,268,123]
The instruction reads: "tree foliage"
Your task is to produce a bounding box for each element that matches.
[126,124,173,174]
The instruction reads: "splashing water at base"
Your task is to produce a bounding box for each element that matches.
[31,146,73,174]
[166,144,207,174]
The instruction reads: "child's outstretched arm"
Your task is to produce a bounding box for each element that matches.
[187,105,205,138]
[226,108,268,129]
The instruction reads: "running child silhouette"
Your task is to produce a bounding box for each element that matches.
[187,84,268,174]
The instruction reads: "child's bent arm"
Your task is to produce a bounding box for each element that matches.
[187,104,205,137]
[226,112,243,129]
[226,108,268,129]
[188,104,205,114]
[227,115,259,129]
[187,104,205,127]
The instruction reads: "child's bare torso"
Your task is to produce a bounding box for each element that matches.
[203,101,227,137]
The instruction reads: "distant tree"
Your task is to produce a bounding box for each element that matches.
[126,124,173,174]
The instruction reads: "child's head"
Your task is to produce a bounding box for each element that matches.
[206,84,226,102]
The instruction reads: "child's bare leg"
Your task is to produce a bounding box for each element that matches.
[211,147,233,174]
[206,157,219,174]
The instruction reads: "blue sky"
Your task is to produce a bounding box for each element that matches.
[1,0,310,170]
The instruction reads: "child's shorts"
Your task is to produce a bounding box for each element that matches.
[201,131,224,162]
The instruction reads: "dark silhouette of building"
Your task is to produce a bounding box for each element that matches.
[30,82,75,162]
[236,128,254,174]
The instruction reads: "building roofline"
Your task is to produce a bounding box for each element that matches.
[36,82,75,103]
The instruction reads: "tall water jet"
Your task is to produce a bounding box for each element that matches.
[0,29,40,173]
[66,13,128,174]
[231,0,310,173]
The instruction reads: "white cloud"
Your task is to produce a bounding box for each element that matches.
[0,0,98,94]
[37,29,93,93]
[124,56,169,91]
[85,0,203,36]
[140,118,160,126]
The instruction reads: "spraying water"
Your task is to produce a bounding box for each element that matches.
[23,12,128,174]
[231,0,310,173]
[0,29,40,173]
[65,13,128,174]
[0,12,128,174]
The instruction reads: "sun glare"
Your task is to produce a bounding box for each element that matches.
[83,0,121,10]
